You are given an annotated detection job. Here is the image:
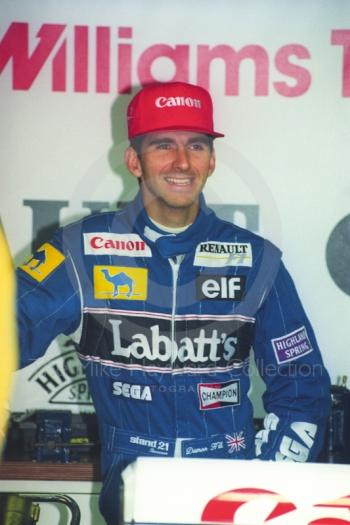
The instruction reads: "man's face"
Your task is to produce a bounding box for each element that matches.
[125,130,216,225]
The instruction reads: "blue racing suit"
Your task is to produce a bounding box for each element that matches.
[16,192,331,525]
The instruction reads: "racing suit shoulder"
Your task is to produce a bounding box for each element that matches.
[75,208,126,228]
[207,214,283,296]
[57,208,128,237]
[210,214,282,257]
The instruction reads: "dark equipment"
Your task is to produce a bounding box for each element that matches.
[35,410,72,463]
[319,379,350,463]
[3,410,99,463]
[0,493,81,525]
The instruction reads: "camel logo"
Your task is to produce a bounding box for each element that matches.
[94,265,148,300]
[26,250,46,270]
[19,243,65,282]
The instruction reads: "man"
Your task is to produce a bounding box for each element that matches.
[16,82,331,525]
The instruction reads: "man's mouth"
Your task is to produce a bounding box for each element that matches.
[165,177,192,186]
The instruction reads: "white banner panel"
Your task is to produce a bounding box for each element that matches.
[122,457,350,524]
[1,0,349,415]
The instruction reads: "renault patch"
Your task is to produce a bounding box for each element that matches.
[194,242,252,267]
[19,243,65,282]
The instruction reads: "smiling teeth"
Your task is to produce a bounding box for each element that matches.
[166,177,191,185]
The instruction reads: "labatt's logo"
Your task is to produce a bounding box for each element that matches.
[109,319,237,366]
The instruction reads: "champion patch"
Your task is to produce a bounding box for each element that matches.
[84,233,151,257]
[198,380,240,410]
[19,243,65,282]
[194,242,252,267]
[94,265,148,300]
[271,326,313,364]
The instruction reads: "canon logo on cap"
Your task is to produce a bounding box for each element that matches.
[155,96,202,109]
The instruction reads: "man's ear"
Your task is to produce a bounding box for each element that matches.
[208,149,216,177]
[124,147,142,179]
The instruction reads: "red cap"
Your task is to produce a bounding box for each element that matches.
[127,82,224,139]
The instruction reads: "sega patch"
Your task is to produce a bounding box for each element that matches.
[19,243,65,282]
[94,265,148,300]
[194,242,252,267]
[271,326,313,364]
[198,380,240,410]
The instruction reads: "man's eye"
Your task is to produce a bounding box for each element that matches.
[156,142,172,150]
[189,143,205,151]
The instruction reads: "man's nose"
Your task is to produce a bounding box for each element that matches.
[172,146,190,171]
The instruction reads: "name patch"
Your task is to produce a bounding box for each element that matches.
[94,265,148,300]
[84,233,151,257]
[194,242,252,267]
[271,326,313,364]
[198,380,240,410]
[197,275,246,300]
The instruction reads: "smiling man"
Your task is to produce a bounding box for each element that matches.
[125,130,215,226]
[16,82,331,525]
[125,82,221,229]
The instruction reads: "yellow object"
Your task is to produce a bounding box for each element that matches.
[2,495,40,522]
[94,265,148,300]
[19,242,65,283]
[0,224,17,452]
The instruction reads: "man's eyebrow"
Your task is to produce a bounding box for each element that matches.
[187,136,210,144]
[145,136,210,147]
[147,137,174,146]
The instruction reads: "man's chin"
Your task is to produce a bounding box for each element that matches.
[162,197,198,211]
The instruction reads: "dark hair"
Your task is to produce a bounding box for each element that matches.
[129,135,146,155]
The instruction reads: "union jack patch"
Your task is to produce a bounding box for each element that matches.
[225,432,246,454]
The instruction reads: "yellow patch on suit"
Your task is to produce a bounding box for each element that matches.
[19,243,65,282]
[94,266,148,300]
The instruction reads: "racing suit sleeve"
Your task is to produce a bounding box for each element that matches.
[16,234,81,368]
[253,262,331,462]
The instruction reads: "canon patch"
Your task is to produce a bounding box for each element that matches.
[84,233,151,257]
[197,275,246,301]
